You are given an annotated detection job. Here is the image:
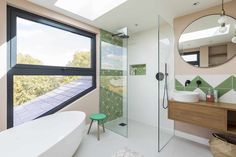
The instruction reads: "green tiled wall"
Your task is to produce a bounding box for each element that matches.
[175,75,236,98]
[100,30,123,47]
[100,30,124,122]
[101,69,124,76]
[100,87,123,122]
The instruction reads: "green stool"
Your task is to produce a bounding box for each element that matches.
[87,113,107,140]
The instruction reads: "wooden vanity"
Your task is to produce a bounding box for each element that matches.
[168,100,236,135]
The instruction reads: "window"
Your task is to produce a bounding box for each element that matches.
[54,0,128,21]
[7,6,96,128]
[16,17,92,68]
[181,51,200,67]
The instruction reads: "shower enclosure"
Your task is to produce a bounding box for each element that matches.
[100,16,174,152]
[100,28,128,137]
[158,16,175,151]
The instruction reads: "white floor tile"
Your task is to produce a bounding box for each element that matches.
[74,120,213,157]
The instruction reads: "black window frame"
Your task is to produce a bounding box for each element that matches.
[181,51,200,67]
[7,6,97,128]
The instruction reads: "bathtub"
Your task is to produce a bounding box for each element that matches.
[0,111,86,157]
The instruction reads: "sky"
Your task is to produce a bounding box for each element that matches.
[17,17,91,67]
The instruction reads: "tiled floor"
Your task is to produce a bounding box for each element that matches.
[104,117,128,137]
[74,120,213,157]
[14,77,92,126]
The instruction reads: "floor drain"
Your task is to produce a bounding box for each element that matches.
[119,123,127,127]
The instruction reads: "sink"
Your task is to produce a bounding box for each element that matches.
[173,91,200,103]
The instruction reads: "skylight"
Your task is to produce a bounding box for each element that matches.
[179,25,230,43]
[54,0,127,21]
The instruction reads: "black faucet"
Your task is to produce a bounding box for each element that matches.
[185,80,191,87]
[196,80,202,87]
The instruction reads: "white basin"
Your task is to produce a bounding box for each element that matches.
[173,91,200,103]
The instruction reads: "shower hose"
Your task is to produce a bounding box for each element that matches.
[162,64,169,109]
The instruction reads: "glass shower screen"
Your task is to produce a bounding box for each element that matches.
[158,16,175,151]
[100,28,128,137]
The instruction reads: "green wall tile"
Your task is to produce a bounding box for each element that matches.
[199,87,210,94]
[233,76,236,91]
[175,75,234,98]
[188,76,199,88]
[185,86,196,92]
[101,69,123,76]
[175,79,184,88]
[216,88,231,98]
[197,76,212,89]
[100,30,124,123]
[100,87,123,123]
[100,30,123,47]
[216,76,233,89]
[176,86,185,91]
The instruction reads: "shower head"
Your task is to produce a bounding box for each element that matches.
[112,33,129,39]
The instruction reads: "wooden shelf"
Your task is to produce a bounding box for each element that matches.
[209,53,227,57]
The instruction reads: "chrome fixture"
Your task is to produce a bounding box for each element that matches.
[218,0,227,33]
[162,63,169,109]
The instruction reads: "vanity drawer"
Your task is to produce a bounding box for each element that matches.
[169,102,227,131]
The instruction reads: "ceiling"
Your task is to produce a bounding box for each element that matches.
[28,0,232,34]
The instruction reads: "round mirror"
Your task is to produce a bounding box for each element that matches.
[178,14,236,68]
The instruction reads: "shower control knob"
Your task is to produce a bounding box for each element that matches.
[156,72,164,81]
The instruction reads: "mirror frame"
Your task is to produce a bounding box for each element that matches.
[177,13,236,68]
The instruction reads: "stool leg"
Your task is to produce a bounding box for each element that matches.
[97,121,100,141]
[87,120,93,134]
[102,121,105,133]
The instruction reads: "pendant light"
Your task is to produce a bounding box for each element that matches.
[218,0,227,24]
[218,0,227,33]
[219,23,227,33]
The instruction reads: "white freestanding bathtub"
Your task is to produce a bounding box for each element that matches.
[0,111,86,157]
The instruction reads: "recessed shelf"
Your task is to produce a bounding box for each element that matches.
[129,64,146,76]
[209,53,227,57]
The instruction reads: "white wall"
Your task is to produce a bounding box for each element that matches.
[128,28,158,127]
[128,22,175,131]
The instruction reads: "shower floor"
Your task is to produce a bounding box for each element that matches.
[74,119,212,157]
[104,117,173,147]
[104,117,128,137]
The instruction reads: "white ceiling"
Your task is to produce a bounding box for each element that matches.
[28,0,232,34]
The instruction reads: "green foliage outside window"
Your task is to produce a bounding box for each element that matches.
[14,51,90,107]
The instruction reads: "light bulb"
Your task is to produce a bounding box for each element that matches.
[218,15,227,24]
[232,36,236,43]
[219,25,227,33]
